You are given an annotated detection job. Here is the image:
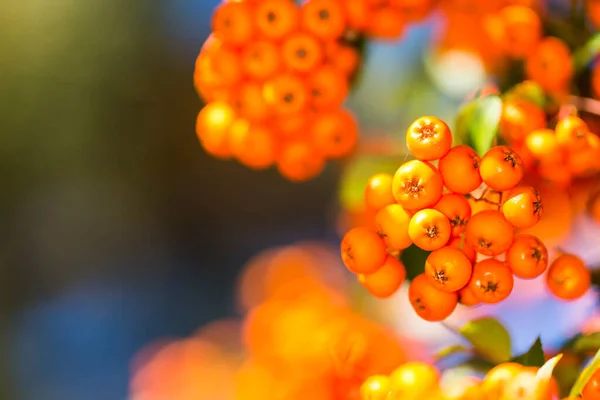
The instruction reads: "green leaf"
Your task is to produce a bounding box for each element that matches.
[511,337,545,367]
[399,244,430,281]
[454,95,502,157]
[502,80,546,108]
[573,332,600,353]
[458,317,512,364]
[435,345,469,360]
[569,348,600,397]
[573,33,600,71]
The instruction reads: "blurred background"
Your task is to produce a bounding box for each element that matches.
[2,1,599,399]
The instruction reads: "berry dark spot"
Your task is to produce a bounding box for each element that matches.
[311,88,321,97]
[531,247,543,262]
[296,48,307,58]
[503,151,520,168]
[403,178,423,197]
[434,269,449,285]
[418,124,436,140]
[266,11,277,22]
[533,200,543,215]
[425,225,439,239]
[478,238,492,249]
[283,93,294,103]
[413,297,426,310]
[483,281,499,293]
[318,9,330,20]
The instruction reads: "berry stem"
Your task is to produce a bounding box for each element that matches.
[569,96,600,116]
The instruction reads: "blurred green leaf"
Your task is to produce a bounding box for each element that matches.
[400,244,430,281]
[511,337,545,367]
[573,33,600,71]
[573,332,600,353]
[569,348,600,397]
[459,317,512,364]
[503,80,546,108]
[454,95,502,156]
[435,344,469,360]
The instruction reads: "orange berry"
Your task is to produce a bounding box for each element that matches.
[458,284,480,306]
[480,146,524,191]
[448,237,477,263]
[525,36,573,93]
[311,108,358,159]
[498,5,542,58]
[241,40,281,81]
[301,0,347,40]
[408,209,452,251]
[501,100,547,144]
[360,375,392,400]
[555,115,590,151]
[425,246,473,292]
[546,254,590,301]
[481,362,524,400]
[281,32,324,73]
[581,367,600,400]
[358,256,407,298]
[263,72,308,115]
[198,44,243,89]
[392,160,444,211]
[277,140,325,182]
[344,0,370,30]
[341,227,388,274]
[409,273,458,321]
[502,186,543,229]
[506,234,548,279]
[273,111,313,140]
[389,0,436,21]
[525,129,559,160]
[468,258,514,304]
[234,81,272,122]
[234,125,278,170]
[433,194,472,237]
[325,42,360,77]
[367,6,405,39]
[365,173,396,211]
[465,210,515,256]
[254,0,300,41]
[375,204,413,251]
[212,2,255,46]
[196,102,236,158]
[406,116,453,161]
[438,145,483,194]
[308,64,349,110]
[389,361,441,397]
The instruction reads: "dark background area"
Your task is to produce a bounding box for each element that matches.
[2,1,341,398]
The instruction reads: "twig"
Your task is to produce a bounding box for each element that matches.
[570,96,600,116]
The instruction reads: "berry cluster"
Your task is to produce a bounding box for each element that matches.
[194,0,437,181]
[359,360,560,400]
[340,115,558,322]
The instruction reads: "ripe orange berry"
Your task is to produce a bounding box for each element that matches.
[344,0,370,30]
[325,42,360,77]
[307,64,349,110]
[468,258,514,304]
[234,125,278,170]
[555,115,590,151]
[438,145,483,194]
[434,194,472,237]
[498,5,542,58]
[196,101,236,158]
[365,174,396,211]
[408,209,452,251]
[581,367,600,400]
[234,81,272,122]
[525,129,559,160]
[406,116,453,161]
[375,204,413,251]
[254,0,300,41]
[481,362,524,400]
[197,44,243,90]
[281,32,324,73]
[241,40,282,81]
[341,227,388,274]
[425,246,473,292]
[502,186,543,229]
[358,256,407,298]
[263,72,308,115]
[212,2,255,46]
[501,100,547,144]
[301,0,347,40]
[525,36,574,93]
[480,146,524,191]
[465,210,515,256]
[448,237,477,263]
[366,6,405,39]
[360,375,392,400]
[392,160,444,211]
[546,254,591,301]
[458,285,480,306]
[389,0,436,21]
[389,361,441,398]
[409,273,458,321]
[311,108,358,159]
[277,140,325,182]
[506,234,548,279]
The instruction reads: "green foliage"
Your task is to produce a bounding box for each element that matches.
[503,80,547,109]
[458,317,512,365]
[573,332,600,353]
[569,348,600,397]
[455,95,503,157]
[400,244,430,281]
[511,337,545,367]
[435,344,469,360]
[573,33,600,72]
